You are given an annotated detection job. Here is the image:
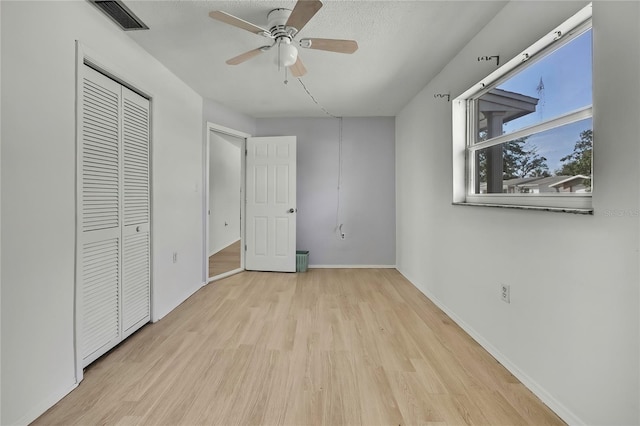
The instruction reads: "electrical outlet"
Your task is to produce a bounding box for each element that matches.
[172,252,178,263]
[341,233,346,240]
[500,284,510,303]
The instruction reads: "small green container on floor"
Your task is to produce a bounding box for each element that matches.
[296,251,309,272]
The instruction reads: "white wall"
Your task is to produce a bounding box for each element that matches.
[396,1,639,425]
[0,0,3,420]
[209,132,242,254]
[257,117,395,267]
[1,1,204,424]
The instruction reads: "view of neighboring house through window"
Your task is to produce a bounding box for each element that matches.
[454,4,593,211]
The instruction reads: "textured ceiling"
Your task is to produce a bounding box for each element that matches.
[124,1,507,118]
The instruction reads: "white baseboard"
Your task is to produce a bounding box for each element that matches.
[309,265,396,269]
[396,269,584,426]
[207,268,243,283]
[152,281,203,323]
[15,381,78,426]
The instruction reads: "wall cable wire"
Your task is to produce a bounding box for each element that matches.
[296,78,338,119]
[336,117,344,240]
[295,77,344,239]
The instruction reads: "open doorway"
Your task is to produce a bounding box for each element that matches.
[205,123,248,282]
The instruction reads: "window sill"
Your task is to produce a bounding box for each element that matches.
[452,202,593,215]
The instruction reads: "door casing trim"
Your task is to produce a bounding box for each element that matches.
[204,122,250,283]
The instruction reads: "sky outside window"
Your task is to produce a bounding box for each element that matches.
[495,29,593,172]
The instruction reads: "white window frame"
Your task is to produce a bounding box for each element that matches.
[452,3,593,213]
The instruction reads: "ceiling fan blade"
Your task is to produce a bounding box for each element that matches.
[289,56,307,77]
[209,11,268,35]
[226,47,268,65]
[301,38,358,54]
[286,0,323,33]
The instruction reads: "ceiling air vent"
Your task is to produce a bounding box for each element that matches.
[90,0,149,31]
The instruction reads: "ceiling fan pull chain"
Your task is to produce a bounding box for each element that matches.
[277,42,281,71]
[284,66,289,85]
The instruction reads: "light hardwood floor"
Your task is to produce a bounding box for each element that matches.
[34,269,564,425]
[209,240,241,278]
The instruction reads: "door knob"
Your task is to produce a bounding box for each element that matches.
[288,208,295,213]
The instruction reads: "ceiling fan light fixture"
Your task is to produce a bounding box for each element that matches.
[210,0,357,75]
[276,39,298,68]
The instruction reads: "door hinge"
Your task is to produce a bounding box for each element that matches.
[245,149,248,156]
[245,244,247,251]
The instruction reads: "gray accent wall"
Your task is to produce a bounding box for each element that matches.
[257,117,396,266]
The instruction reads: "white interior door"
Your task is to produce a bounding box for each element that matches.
[245,136,297,272]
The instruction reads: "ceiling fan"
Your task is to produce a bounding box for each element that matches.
[209,0,358,77]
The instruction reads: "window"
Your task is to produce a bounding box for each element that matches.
[453,4,593,212]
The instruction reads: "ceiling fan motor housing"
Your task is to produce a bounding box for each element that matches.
[268,8,294,39]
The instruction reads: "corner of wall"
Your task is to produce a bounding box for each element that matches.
[203,98,257,136]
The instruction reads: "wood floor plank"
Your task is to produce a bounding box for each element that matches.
[387,369,446,424]
[34,269,565,426]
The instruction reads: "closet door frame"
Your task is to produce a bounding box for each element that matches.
[74,42,154,383]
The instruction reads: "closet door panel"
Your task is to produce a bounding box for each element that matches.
[81,237,120,364]
[79,67,122,366]
[122,87,151,336]
[123,88,150,227]
[122,231,150,335]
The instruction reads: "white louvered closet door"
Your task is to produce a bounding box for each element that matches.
[78,66,150,368]
[79,67,123,367]
[121,87,150,338]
